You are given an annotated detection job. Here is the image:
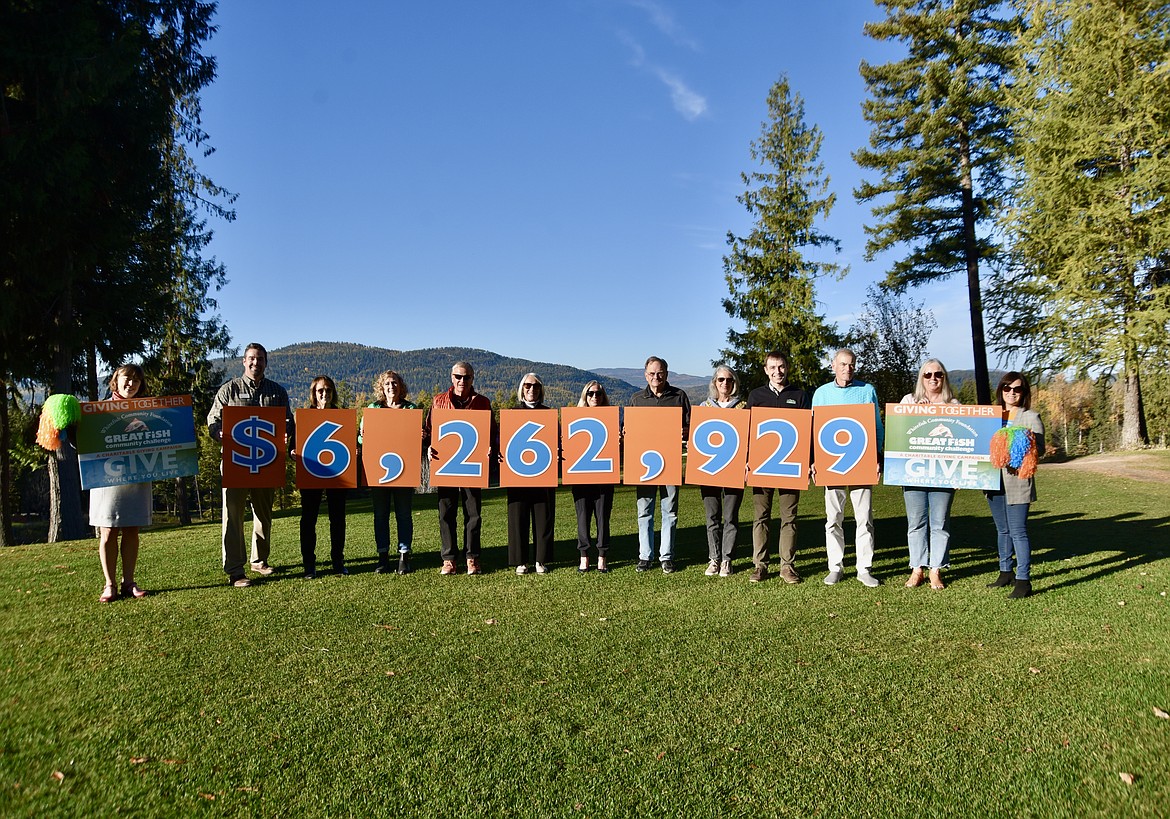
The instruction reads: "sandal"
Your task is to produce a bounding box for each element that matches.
[597,556,608,574]
[99,584,117,603]
[121,581,147,599]
[905,567,924,588]
[578,557,590,574]
[929,569,946,590]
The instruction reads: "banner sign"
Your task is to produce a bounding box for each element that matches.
[623,407,683,486]
[883,403,1003,490]
[685,406,750,488]
[429,407,491,488]
[295,409,359,489]
[77,396,197,490]
[745,407,812,491]
[560,407,620,485]
[499,409,560,487]
[360,408,423,489]
[222,406,288,489]
[812,404,880,487]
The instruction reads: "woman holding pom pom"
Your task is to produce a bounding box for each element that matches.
[985,372,1045,598]
[88,365,153,602]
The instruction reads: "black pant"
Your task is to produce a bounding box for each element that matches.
[437,487,481,562]
[507,487,555,566]
[300,488,347,569]
[572,484,613,555]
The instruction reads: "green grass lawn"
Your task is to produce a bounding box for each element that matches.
[2,455,1168,817]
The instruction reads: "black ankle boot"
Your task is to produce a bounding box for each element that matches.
[396,553,411,575]
[987,570,1013,589]
[1009,579,1032,598]
[375,553,392,574]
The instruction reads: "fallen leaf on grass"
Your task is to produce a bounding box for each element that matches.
[484,618,498,625]
[1028,667,1042,674]
[162,759,183,765]
[236,786,258,793]
[199,793,216,800]
[373,624,398,631]
[1118,601,1126,606]
[51,771,64,783]
[53,565,67,569]
[1119,772,1135,785]
[130,757,148,764]
[656,751,666,760]
[1153,707,1169,720]
[385,671,396,676]
[598,617,609,622]
[828,613,838,619]
[535,680,548,685]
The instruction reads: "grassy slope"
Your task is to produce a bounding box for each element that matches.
[1,456,1167,817]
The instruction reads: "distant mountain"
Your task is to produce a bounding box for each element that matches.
[217,342,641,407]
[591,367,711,405]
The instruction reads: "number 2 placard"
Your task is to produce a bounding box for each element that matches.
[295,409,358,489]
[746,407,812,491]
[812,404,880,487]
[559,407,620,485]
[429,408,491,489]
[222,406,287,489]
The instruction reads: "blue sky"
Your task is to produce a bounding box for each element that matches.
[199,0,981,379]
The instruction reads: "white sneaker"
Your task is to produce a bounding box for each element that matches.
[719,559,732,578]
[705,560,719,576]
[535,563,548,574]
[516,565,529,575]
[857,570,881,588]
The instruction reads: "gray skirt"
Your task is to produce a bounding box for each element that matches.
[89,482,153,528]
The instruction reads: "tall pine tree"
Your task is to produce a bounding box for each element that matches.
[854,0,1020,404]
[719,76,841,391]
[997,0,1170,448]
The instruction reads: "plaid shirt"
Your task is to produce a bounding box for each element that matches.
[206,375,293,442]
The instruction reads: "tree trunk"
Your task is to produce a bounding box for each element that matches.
[1120,354,1147,449]
[958,125,991,405]
[175,475,191,525]
[0,380,13,547]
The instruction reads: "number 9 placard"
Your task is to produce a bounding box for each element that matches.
[685,406,749,488]
[295,409,358,489]
[499,409,559,487]
[812,404,879,487]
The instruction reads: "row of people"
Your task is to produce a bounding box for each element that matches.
[92,345,1043,601]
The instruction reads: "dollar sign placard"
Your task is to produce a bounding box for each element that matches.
[222,406,287,488]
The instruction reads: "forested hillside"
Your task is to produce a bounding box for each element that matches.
[233,342,640,408]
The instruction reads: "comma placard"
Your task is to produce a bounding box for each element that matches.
[622,407,682,486]
[360,408,423,489]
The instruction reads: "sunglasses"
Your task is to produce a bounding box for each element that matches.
[715,377,734,383]
[452,373,470,380]
[587,390,602,397]
[522,383,539,389]
[923,372,945,380]
[1002,385,1024,394]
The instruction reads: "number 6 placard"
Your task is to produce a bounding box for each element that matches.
[429,407,491,488]
[812,405,880,487]
[499,409,559,487]
[746,407,812,490]
[295,409,358,489]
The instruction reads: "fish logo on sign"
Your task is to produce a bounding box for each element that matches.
[926,423,953,438]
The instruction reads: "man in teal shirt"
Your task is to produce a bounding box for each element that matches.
[811,348,883,587]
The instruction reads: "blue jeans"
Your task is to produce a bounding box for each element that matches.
[371,487,414,555]
[903,488,954,569]
[636,484,678,562]
[986,492,1031,580]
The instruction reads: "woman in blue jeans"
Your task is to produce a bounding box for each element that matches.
[985,371,1045,599]
[900,359,961,590]
[362,370,418,574]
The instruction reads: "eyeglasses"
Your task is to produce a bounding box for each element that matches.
[923,372,945,380]
[1002,385,1024,394]
[452,373,470,380]
[587,390,602,397]
[522,383,539,389]
[646,371,666,379]
[715,377,733,383]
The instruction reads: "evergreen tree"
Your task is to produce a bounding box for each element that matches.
[854,0,1021,404]
[996,0,1170,448]
[719,76,842,391]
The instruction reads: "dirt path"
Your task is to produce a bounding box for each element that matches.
[1044,452,1170,483]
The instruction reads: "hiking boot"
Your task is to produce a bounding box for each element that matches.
[779,565,801,584]
[750,565,768,583]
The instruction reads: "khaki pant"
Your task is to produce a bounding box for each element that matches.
[222,487,275,577]
[751,488,800,570]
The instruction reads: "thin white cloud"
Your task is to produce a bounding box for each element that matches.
[626,0,700,51]
[616,31,708,121]
[653,67,707,120]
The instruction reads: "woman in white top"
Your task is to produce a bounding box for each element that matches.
[900,359,961,590]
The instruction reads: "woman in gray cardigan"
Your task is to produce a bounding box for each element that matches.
[985,372,1045,598]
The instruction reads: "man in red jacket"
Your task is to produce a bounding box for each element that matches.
[423,361,494,575]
